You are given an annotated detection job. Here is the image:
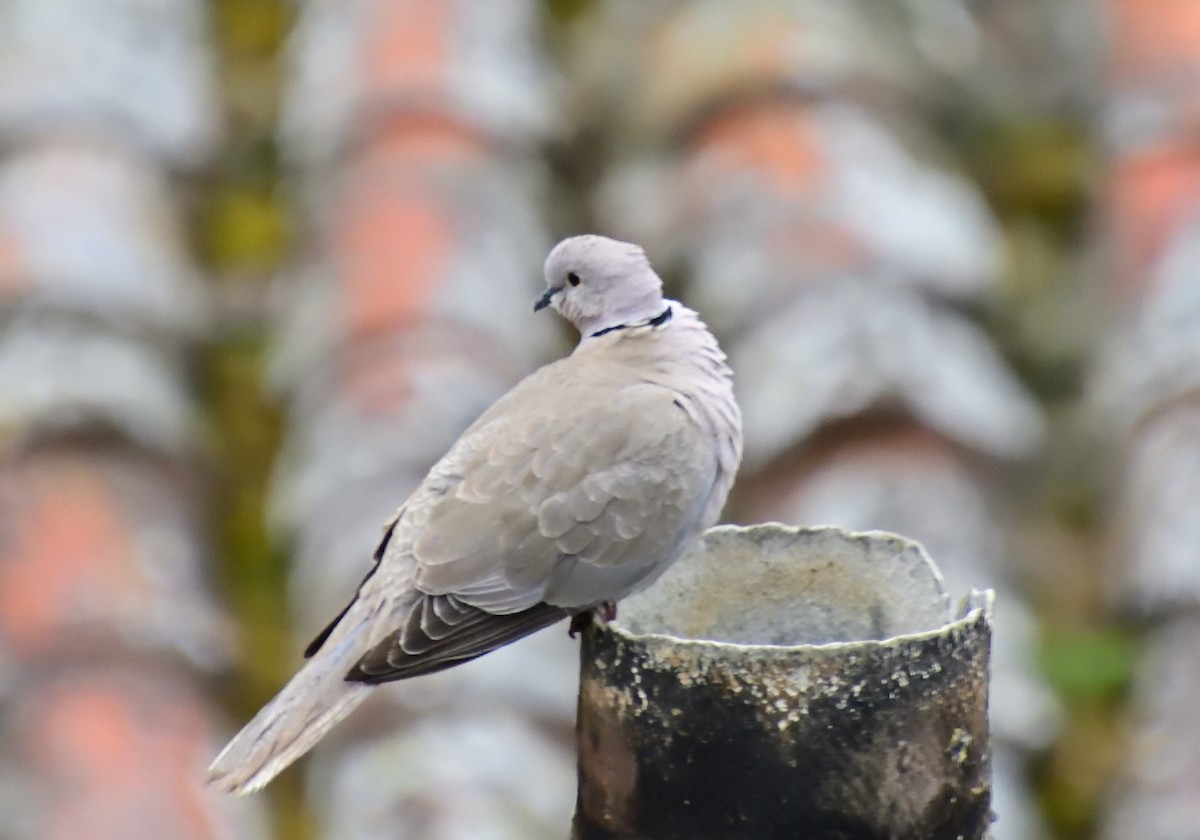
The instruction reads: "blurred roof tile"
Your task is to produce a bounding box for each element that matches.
[693,101,826,191]
[0,0,222,167]
[307,710,574,840]
[731,279,1043,468]
[1106,142,1200,292]
[598,102,1000,337]
[0,449,231,674]
[572,0,929,146]
[363,0,452,94]
[1105,0,1200,150]
[0,315,196,454]
[336,181,456,341]
[271,163,558,390]
[280,0,557,170]
[1111,0,1200,87]
[1091,213,1200,433]
[1116,398,1200,612]
[0,669,269,840]
[0,143,208,336]
[1103,615,1200,839]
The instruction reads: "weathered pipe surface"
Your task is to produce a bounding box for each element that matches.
[574,524,994,840]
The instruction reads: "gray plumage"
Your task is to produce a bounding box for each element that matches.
[208,234,742,794]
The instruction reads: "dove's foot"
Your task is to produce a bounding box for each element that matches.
[568,611,592,638]
[568,601,618,638]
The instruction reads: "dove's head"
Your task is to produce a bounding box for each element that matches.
[537,235,665,336]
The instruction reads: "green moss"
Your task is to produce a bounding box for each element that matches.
[543,0,597,24]
[214,0,292,55]
[1039,628,1137,703]
[204,187,290,271]
[201,1,310,837]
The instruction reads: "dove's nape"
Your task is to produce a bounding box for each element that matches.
[208,234,743,794]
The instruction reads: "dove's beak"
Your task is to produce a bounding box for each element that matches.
[533,287,559,312]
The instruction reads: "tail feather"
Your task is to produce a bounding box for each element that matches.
[207,604,388,794]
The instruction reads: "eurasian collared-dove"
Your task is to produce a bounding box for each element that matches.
[208,234,743,794]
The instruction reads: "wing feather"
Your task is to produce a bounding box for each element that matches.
[347,596,567,683]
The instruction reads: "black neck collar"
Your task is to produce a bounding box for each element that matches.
[590,305,673,339]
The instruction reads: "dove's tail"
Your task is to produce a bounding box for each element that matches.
[207,602,390,795]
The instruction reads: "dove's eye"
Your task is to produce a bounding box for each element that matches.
[567,272,581,287]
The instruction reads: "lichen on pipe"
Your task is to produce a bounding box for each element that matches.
[574,523,994,840]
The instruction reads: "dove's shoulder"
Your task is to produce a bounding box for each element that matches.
[434,343,681,466]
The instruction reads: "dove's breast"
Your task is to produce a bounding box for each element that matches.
[542,305,742,602]
[618,305,742,526]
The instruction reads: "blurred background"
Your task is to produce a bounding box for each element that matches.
[0,0,1196,838]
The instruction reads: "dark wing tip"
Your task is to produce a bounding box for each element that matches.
[345,597,568,684]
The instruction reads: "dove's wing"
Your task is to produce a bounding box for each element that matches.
[342,361,721,683]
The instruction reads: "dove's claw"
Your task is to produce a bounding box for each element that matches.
[568,611,593,638]
[568,601,618,638]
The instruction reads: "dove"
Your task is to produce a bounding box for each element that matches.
[207,234,742,794]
